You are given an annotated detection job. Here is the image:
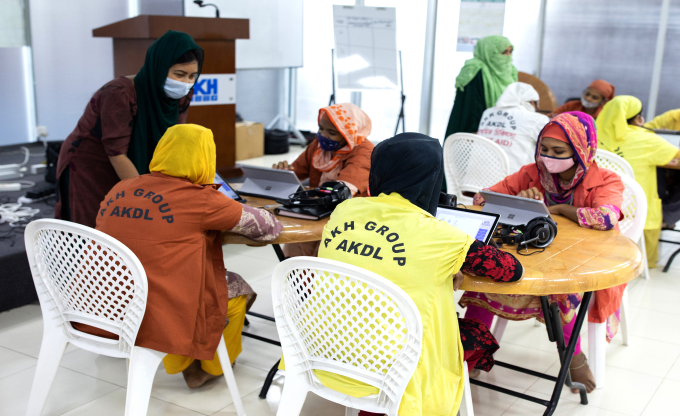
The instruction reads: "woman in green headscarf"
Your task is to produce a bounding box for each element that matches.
[55,30,203,228]
[444,35,517,137]
[596,96,680,266]
[442,35,517,191]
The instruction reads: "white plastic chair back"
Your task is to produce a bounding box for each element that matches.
[595,149,635,179]
[24,219,148,358]
[273,257,423,415]
[618,172,647,243]
[443,133,510,205]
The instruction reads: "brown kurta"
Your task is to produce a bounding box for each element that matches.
[292,139,374,196]
[55,77,192,228]
[90,172,243,360]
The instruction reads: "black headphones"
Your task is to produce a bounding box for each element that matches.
[277,181,352,209]
[495,216,558,252]
[438,192,458,208]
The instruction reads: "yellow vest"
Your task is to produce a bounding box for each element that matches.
[315,192,474,416]
[598,125,678,229]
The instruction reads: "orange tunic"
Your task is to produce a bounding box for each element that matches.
[90,172,242,360]
[549,100,603,119]
[292,139,374,196]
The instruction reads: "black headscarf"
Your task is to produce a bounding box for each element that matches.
[368,133,444,216]
[129,30,203,174]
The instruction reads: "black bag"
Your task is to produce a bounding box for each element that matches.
[45,141,63,184]
[264,129,289,155]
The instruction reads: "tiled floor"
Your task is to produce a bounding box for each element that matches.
[2,173,680,414]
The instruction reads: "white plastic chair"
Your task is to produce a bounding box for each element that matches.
[595,149,635,179]
[492,173,647,390]
[271,257,475,416]
[596,149,650,279]
[443,133,510,205]
[24,219,246,416]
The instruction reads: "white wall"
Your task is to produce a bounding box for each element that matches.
[29,0,129,141]
[296,0,429,143]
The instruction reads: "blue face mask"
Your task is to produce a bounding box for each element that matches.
[317,132,345,152]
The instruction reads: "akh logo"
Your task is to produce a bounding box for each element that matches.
[191,78,218,102]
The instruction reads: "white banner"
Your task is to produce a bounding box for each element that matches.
[190,74,236,106]
[456,0,506,53]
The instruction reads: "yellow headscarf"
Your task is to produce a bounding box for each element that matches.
[149,124,216,185]
[595,95,643,150]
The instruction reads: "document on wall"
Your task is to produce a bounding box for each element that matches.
[333,5,399,90]
[456,0,506,52]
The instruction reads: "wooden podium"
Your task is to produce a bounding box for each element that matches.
[93,15,249,177]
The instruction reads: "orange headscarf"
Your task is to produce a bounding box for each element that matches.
[588,79,615,102]
[312,103,372,173]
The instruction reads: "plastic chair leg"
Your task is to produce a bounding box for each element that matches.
[639,236,651,280]
[276,372,309,416]
[344,408,359,416]
[124,347,165,416]
[458,364,474,416]
[492,318,508,343]
[620,288,630,346]
[216,336,246,416]
[588,321,607,390]
[26,328,69,416]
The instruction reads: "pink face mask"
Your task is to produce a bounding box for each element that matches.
[540,155,575,173]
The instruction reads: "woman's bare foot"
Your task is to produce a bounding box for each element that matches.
[469,368,481,379]
[182,360,220,389]
[569,352,596,393]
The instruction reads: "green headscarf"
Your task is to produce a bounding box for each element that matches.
[455,35,518,108]
[128,30,203,174]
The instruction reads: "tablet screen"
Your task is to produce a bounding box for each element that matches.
[214,173,241,200]
[435,206,499,244]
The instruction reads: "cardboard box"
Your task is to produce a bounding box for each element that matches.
[235,121,264,161]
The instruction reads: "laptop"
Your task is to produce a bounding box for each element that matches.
[480,190,552,226]
[214,173,245,202]
[237,165,304,200]
[435,206,500,244]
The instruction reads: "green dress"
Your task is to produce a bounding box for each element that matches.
[445,71,487,138]
[442,72,486,192]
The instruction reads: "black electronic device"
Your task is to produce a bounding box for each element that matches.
[438,192,457,208]
[277,181,351,209]
[494,216,558,255]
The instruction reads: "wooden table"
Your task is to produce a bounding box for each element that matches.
[223,198,643,415]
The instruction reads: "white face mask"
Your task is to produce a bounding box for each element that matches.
[581,97,601,109]
[164,77,193,99]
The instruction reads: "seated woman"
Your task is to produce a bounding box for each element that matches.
[313,133,524,416]
[597,96,680,265]
[644,108,680,132]
[645,109,680,227]
[74,124,283,389]
[477,82,549,174]
[273,102,374,257]
[463,112,625,393]
[548,79,615,118]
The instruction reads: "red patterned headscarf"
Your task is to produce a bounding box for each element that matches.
[535,111,597,203]
[312,103,372,172]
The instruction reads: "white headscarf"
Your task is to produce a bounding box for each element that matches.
[495,82,539,112]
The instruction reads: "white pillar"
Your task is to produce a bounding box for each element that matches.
[534,0,547,78]
[647,0,670,121]
[418,0,439,136]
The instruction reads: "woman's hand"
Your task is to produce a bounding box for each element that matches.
[452,271,465,291]
[548,204,578,223]
[272,161,295,171]
[517,187,544,201]
[547,205,562,215]
[109,154,140,180]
